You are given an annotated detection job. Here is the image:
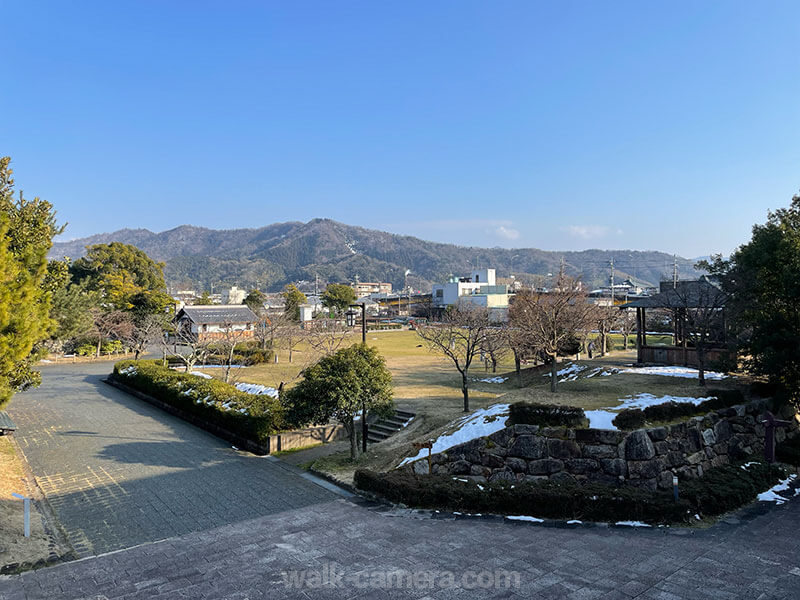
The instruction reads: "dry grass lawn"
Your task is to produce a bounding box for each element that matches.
[0,437,57,570]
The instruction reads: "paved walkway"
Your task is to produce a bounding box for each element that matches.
[6,362,336,557]
[3,495,800,599]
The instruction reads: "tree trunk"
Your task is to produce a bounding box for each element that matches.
[550,354,558,393]
[514,350,522,388]
[361,407,368,453]
[623,332,629,350]
[491,357,497,373]
[349,417,358,461]
[697,345,706,387]
[461,372,470,412]
[96,336,102,358]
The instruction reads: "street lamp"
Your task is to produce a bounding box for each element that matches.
[347,303,367,343]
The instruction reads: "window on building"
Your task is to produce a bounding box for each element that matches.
[435,289,443,298]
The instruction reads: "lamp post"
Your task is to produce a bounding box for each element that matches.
[348,303,368,451]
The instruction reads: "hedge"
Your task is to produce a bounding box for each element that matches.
[112,360,283,445]
[508,402,588,428]
[354,469,691,524]
[613,388,746,430]
[354,458,787,524]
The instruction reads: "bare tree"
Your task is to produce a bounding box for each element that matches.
[214,322,252,383]
[617,308,637,351]
[510,274,596,392]
[671,278,728,386]
[126,313,168,360]
[305,318,352,358]
[92,310,134,358]
[170,324,211,372]
[417,303,490,412]
[276,321,306,364]
[593,305,618,357]
[480,325,509,373]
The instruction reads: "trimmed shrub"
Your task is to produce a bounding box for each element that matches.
[777,436,800,467]
[680,461,786,516]
[355,459,786,523]
[509,402,587,428]
[204,341,274,366]
[112,360,283,445]
[354,469,691,524]
[612,409,646,430]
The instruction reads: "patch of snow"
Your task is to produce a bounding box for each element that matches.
[740,462,760,471]
[475,376,508,384]
[189,371,213,379]
[118,366,137,376]
[507,515,544,523]
[757,474,797,505]
[398,404,509,466]
[585,393,714,430]
[621,366,728,380]
[567,519,582,525]
[235,382,279,398]
[196,364,246,369]
[615,521,652,527]
[40,359,53,364]
[401,416,414,428]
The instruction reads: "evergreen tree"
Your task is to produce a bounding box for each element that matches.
[0,157,63,407]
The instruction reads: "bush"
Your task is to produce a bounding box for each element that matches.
[101,340,124,354]
[75,343,96,357]
[355,458,787,523]
[613,389,747,430]
[680,461,786,516]
[112,360,283,445]
[354,469,691,524]
[204,341,274,366]
[612,409,646,430]
[508,402,587,428]
[777,436,800,466]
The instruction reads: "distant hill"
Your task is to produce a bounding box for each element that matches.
[50,219,703,292]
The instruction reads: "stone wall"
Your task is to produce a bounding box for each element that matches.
[409,399,799,491]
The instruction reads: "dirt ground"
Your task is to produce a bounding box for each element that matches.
[0,436,62,571]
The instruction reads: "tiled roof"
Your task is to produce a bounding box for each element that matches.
[177,304,258,324]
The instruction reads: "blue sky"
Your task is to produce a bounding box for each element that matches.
[3,1,799,257]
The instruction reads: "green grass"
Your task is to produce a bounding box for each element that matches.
[271,442,323,458]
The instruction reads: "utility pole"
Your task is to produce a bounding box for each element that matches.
[672,256,678,289]
[610,258,615,306]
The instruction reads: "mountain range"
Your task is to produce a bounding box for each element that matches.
[49,219,703,293]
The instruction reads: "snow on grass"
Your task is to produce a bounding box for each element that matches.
[118,366,137,376]
[398,403,509,467]
[615,521,652,527]
[585,393,714,430]
[621,366,728,380]
[585,367,620,378]
[189,371,213,379]
[567,519,582,525]
[507,515,544,523]
[234,382,279,398]
[475,376,508,384]
[757,474,798,505]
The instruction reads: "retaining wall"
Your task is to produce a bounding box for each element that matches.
[408,399,799,491]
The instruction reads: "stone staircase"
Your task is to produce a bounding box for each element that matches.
[367,409,415,444]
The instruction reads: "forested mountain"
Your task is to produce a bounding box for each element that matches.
[50,219,702,292]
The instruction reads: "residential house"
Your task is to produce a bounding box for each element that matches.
[432,268,511,321]
[175,305,258,342]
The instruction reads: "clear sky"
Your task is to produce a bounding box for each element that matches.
[3,1,799,257]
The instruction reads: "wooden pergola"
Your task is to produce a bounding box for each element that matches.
[622,278,728,367]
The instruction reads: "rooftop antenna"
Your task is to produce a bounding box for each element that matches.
[673,256,678,289]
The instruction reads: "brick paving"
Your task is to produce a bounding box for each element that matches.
[6,362,336,557]
[2,496,800,599]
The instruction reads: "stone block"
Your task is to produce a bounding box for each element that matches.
[481,453,505,468]
[547,438,581,459]
[657,470,674,490]
[628,459,663,480]
[586,472,620,486]
[541,427,568,439]
[687,428,702,452]
[654,441,668,455]
[505,457,527,473]
[523,475,548,483]
[701,428,717,446]
[412,461,430,475]
[601,458,627,477]
[647,427,668,441]
[470,464,491,478]
[627,478,657,491]
[686,452,704,465]
[512,424,540,436]
[489,427,513,447]
[624,430,655,460]
[508,435,547,460]
[665,451,686,468]
[582,444,617,459]
[528,458,564,475]
[575,429,625,444]
[565,458,600,474]
[448,460,472,475]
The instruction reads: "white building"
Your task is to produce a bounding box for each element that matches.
[431,268,511,321]
[226,285,247,305]
[175,305,258,341]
